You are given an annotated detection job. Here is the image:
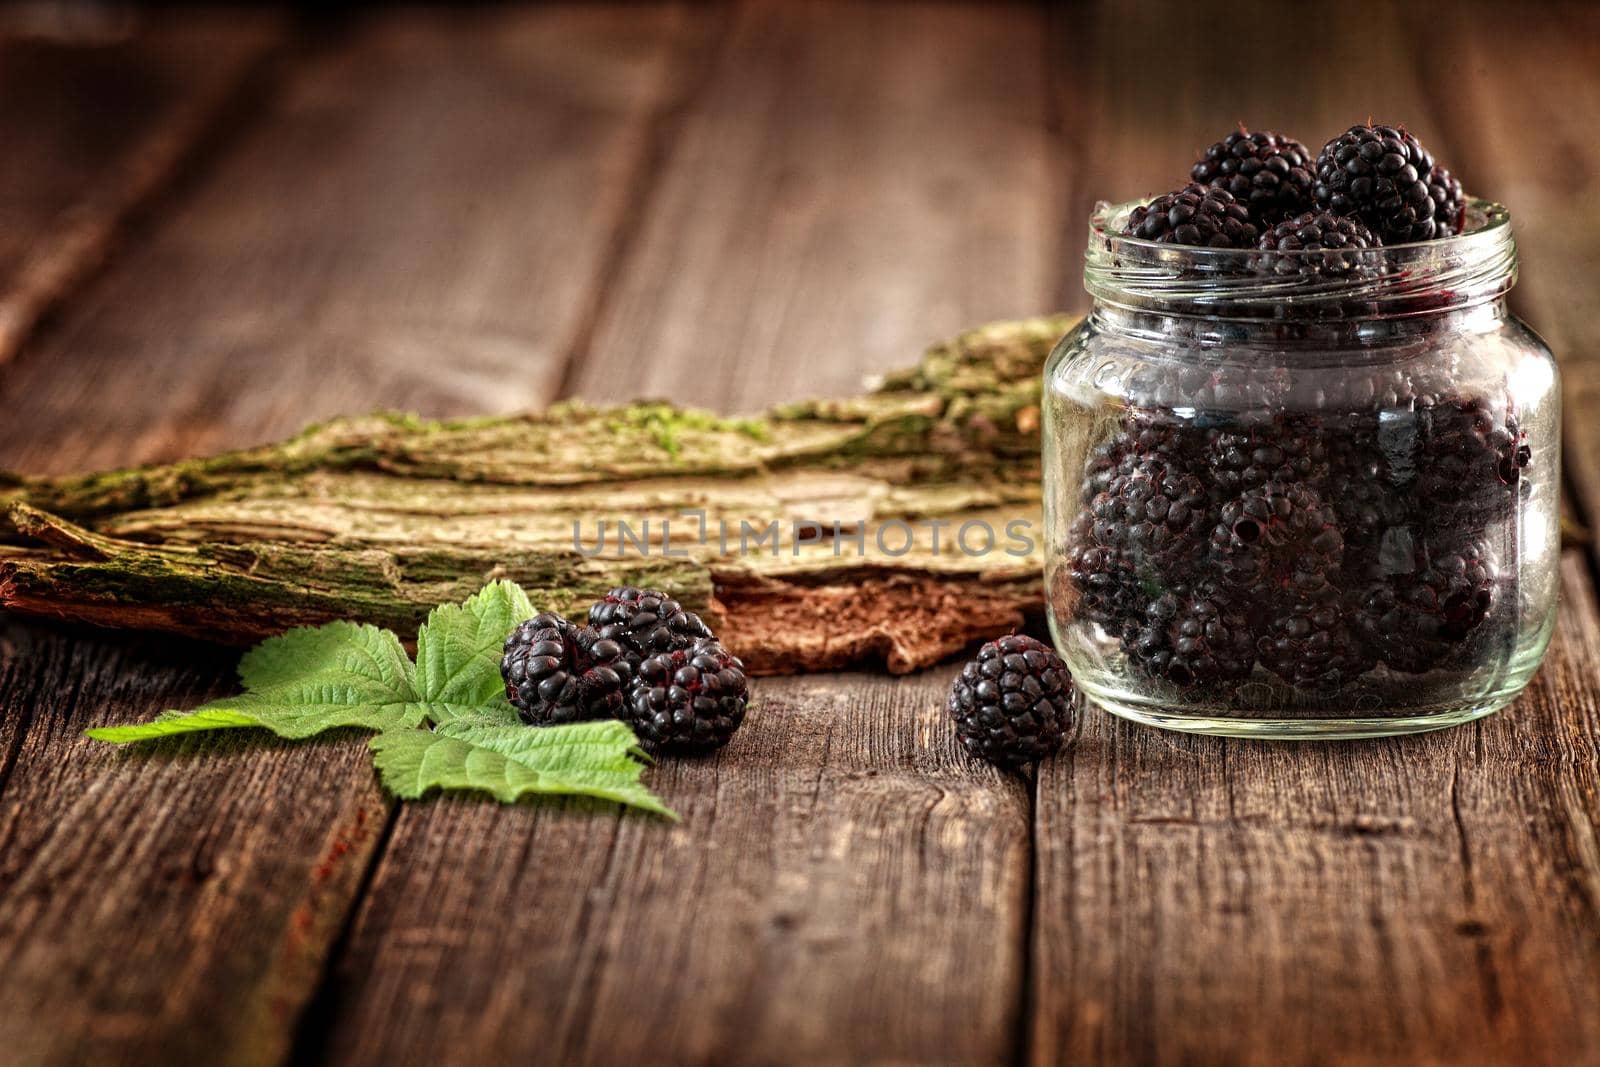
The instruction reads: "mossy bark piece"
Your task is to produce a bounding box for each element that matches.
[0,315,1075,673]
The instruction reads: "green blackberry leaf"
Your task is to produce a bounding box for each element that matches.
[88,622,422,743]
[370,720,676,818]
[413,579,533,724]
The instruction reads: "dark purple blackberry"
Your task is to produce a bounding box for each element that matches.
[1325,451,1412,555]
[948,634,1074,768]
[1060,515,1144,638]
[1208,480,1344,601]
[626,638,748,754]
[1124,585,1255,688]
[1415,395,1530,528]
[588,586,713,668]
[1255,210,1382,279]
[1429,166,1466,237]
[1205,414,1331,498]
[1087,455,1212,576]
[1256,596,1373,690]
[502,616,634,726]
[1352,540,1497,673]
[1124,182,1259,248]
[1313,124,1442,244]
[1191,127,1314,225]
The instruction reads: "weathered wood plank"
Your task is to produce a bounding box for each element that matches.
[316,671,1031,1067]
[0,4,712,475]
[0,623,389,1067]
[0,7,712,1065]
[0,11,282,365]
[567,0,1063,410]
[1030,555,1600,1067]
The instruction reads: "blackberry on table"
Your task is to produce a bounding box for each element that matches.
[948,634,1074,768]
[588,586,712,668]
[626,638,748,754]
[1190,127,1315,225]
[1124,585,1255,689]
[1124,182,1259,248]
[502,615,634,726]
[1313,124,1443,244]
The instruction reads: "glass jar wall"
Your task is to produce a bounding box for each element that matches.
[1043,200,1560,738]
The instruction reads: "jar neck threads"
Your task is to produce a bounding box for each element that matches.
[1084,199,1517,323]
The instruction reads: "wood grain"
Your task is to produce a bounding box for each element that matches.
[0,623,389,1067]
[0,11,282,365]
[0,4,712,475]
[1029,555,1600,1067]
[566,0,1064,410]
[314,671,1031,1067]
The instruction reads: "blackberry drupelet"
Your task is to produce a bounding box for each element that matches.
[947,634,1074,768]
[626,638,748,754]
[1352,540,1497,673]
[588,586,713,668]
[1256,596,1373,690]
[1313,124,1442,243]
[1255,210,1382,278]
[502,616,634,726]
[1190,127,1314,225]
[1124,585,1255,688]
[1124,183,1259,248]
[1208,480,1344,600]
[1428,166,1466,237]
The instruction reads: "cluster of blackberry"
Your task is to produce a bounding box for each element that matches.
[1059,389,1528,691]
[502,587,748,754]
[1126,122,1467,253]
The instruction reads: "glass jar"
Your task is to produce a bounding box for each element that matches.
[1043,199,1559,738]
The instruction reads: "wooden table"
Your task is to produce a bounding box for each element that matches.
[2,4,1597,1065]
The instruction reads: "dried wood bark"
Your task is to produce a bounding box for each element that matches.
[0,314,1073,673]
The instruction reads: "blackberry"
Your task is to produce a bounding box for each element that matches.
[1087,455,1212,577]
[1255,210,1382,279]
[1191,127,1314,224]
[1124,182,1259,248]
[1256,596,1373,690]
[1205,414,1330,498]
[1352,540,1497,673]
[1429,166,1466,237]
[626,638,748,754]
[1124,585,1255,688]
[1326,454,1412,557]
[1208,480,1344,600]
[1061,514,1144,637]
[1415,394,1530,528]
[1313,124,1442,243]
[588,586,712,668]
[947,634,1074,768]
[502,616,634,725]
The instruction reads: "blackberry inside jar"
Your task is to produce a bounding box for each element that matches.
[1043,199,1559,738]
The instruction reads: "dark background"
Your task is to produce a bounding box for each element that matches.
[0,3,1597,1066]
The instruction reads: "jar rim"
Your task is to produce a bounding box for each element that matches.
[1084,197,1516,320]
